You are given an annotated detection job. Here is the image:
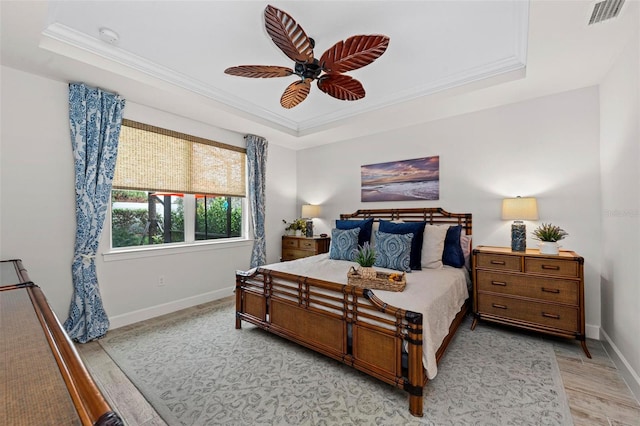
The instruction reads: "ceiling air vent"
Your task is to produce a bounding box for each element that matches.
[589,0,625,25]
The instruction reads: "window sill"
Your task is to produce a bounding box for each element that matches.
[102,238,253,262]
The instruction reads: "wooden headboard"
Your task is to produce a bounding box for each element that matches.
[339,207,472,235]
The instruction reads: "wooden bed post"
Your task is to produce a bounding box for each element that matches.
[235,273,243,329]
[405,311,424,417]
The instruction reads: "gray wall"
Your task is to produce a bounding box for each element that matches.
[598,14,640,398]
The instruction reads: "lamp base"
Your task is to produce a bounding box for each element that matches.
[511,222,526,251]
[305,220,314,237]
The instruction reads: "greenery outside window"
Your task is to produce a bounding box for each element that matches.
[195,196,242,240]
[110,120,246,249]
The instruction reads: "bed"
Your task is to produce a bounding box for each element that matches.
[235,208,472,417]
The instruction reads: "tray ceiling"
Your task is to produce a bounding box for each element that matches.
[1,1,636,149]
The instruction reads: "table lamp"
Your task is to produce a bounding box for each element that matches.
[502,197,538,251]
[301,204,321,237]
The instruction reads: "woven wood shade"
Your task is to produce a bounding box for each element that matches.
[113,120,246,197]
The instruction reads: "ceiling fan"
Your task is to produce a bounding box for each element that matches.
[224,5,390,109]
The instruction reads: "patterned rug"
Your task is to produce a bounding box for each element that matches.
[99,301,573,425]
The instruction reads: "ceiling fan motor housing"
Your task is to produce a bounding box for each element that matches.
[294,59,322,80]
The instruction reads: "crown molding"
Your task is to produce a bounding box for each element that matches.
[40,23,300,133]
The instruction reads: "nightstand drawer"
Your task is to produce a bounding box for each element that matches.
[299,239,316,250]
[475,253,521,271]
[476,271,579,305]
[283,238,299,249]
[478,294,578,332]
[524,257,579,277]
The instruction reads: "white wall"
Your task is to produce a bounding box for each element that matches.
[0,66,296,326]
[297,87,603,336]
[599,12,640,398]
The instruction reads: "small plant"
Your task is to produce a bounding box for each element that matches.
[282,218,307,233]
[354,242,376,267]
[532,223,568,242]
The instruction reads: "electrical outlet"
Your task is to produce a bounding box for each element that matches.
[158,275,165,287]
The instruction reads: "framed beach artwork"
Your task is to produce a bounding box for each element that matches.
[361,156,439,202]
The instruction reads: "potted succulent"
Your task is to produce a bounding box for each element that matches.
[354,242,377,279]
[532,223,568,255]
[283,218,307,236]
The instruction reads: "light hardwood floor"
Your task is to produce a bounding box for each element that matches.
[76,302,640,426]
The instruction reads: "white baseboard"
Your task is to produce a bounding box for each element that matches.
[585,323,600,340]
[108,286,235,329]
[601,328,640,403]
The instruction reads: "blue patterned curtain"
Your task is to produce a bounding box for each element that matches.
[246,134,268,267]
[64,83,125,343]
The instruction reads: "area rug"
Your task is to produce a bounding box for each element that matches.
[99,301,573,425]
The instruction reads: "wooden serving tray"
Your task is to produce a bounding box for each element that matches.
[347,267,406,292]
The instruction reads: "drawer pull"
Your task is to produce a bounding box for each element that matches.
[541,287,560,294]
[542,312,560,319]
[541,265,560,270]
[491,281,507,286]
[490,260,506,265]
[492,303,508,310]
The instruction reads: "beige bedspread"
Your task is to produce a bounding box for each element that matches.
[256,254,469,379]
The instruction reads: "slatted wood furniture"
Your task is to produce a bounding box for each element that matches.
[471,246,590,358]
[236,208,472,417]
[0,259,123,426]
[281,235,330,261]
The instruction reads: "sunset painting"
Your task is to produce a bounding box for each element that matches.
[361,156,439,202]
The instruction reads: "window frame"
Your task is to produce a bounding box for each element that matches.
[104,193,251,261]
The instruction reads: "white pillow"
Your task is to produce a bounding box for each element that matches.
[460,234,473,270]
[369,221,380,247]
[421,225,449,269]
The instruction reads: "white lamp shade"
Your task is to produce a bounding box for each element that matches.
[301,204,321,218]
[502,197,539,220]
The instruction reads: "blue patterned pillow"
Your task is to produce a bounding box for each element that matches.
[373,231,413,272]
[335,218,374,248]
[442,225,465,268]
[329,227,360,261]
[379,220,426,270]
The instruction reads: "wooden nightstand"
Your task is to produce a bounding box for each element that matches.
[281,235,330,261]
[472,245,590,358]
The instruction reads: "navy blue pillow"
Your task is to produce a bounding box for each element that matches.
[379,220,426,270]
[442,225,465,268]
[335,218,374,248]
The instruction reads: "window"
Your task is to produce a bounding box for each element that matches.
[111,120,246,249]
[195,196,242,240]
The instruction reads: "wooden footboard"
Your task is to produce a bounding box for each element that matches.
[235,267,468,417]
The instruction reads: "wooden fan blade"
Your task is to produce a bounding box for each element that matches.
[280,79,311,109]
[317,74,365,101]
[224,65,293,78]
[319,35,390,73]
[264,5,314,64]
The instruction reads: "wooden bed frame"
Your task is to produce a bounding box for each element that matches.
[235,208,472,417]
[1,259,123,425]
